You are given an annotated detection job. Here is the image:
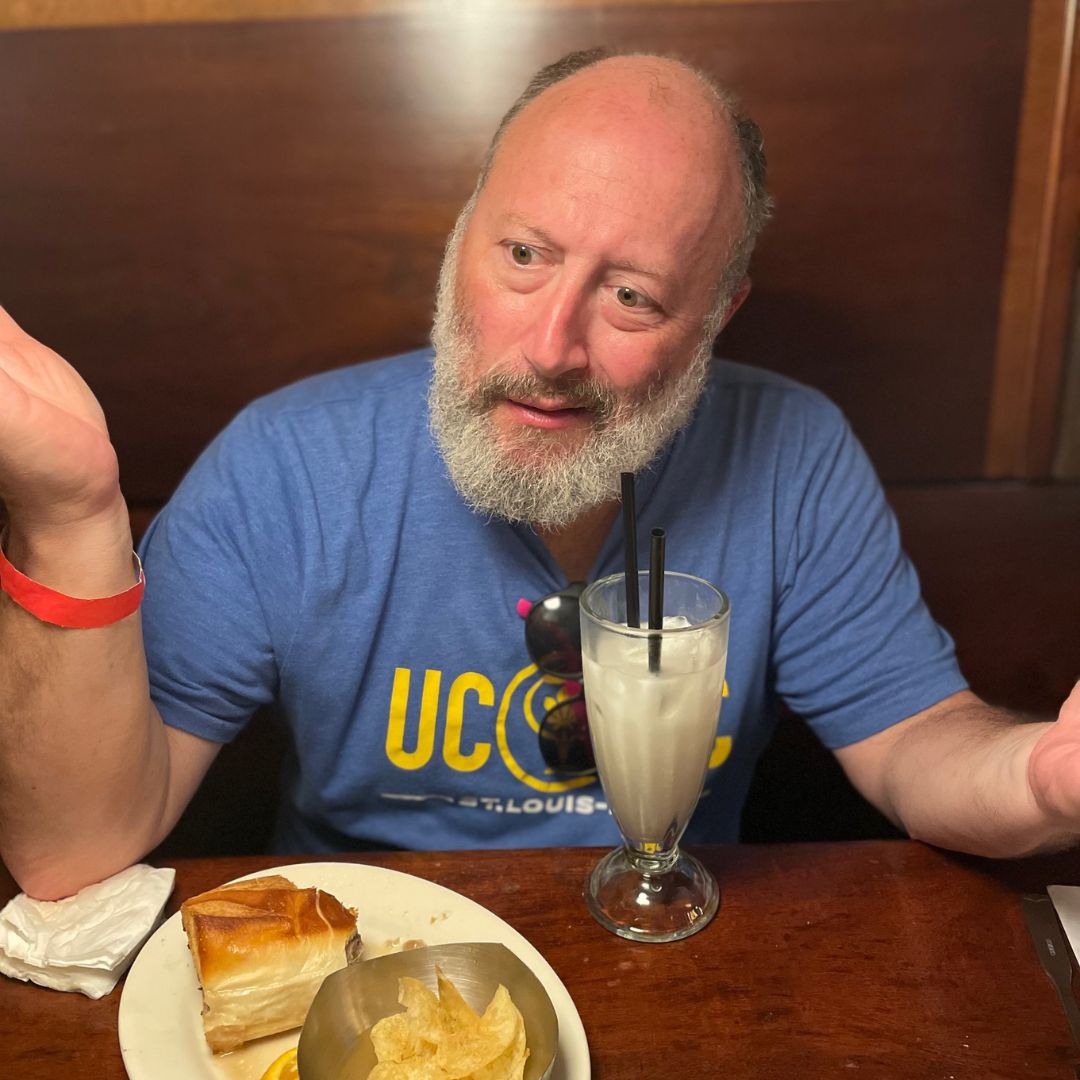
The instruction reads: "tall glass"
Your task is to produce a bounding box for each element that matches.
[580,571,730,942]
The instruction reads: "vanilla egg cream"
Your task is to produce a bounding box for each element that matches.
[582,617,727,847]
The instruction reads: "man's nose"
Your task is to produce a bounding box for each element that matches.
[521,280,590,379]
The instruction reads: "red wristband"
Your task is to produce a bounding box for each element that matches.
[0,540,145,629]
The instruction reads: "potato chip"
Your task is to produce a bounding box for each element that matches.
[369,967,530,1080]
[398,976,444,1044]
[371,977,440,1063]
[435,969,480,1033]
[370,1012,435,1065]
[470,1025,528,1080]
[467,997,528,1080]
[436,985,518,1075]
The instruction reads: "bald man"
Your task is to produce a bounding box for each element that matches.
[2,49,1078,900]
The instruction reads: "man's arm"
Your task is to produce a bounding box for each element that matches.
[835,685,1080,858]
[0,309,218,899]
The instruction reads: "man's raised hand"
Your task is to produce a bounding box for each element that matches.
[1028,681,1080,833]
[0,306,123,535]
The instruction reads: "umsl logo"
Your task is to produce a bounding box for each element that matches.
[384,664,733,793]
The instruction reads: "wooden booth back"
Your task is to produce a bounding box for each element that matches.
[1,0,1078,851]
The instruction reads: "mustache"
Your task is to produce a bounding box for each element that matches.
[468,370,620,420]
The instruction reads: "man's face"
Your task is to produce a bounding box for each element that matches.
[429,64,744,528]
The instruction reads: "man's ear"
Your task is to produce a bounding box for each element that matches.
[719,277,752,332]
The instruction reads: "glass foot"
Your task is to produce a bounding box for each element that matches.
[584,846,719,942]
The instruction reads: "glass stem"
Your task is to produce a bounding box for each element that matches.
[625,843,680,876]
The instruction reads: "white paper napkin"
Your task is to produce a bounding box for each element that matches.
[0,863,175,999]
[1048,885,1080,965]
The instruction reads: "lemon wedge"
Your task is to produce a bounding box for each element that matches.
[259,1046,299,1080]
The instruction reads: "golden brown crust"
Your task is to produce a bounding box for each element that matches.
[180,874,359,1053]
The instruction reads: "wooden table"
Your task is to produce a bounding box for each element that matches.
[2,842,1080,1078]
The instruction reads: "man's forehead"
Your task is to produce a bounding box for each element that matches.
[503,56,730,153]
[479,122,737,285]
[525,54,719,115]
[482,57,743,257]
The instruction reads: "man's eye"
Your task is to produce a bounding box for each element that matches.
[509,243,534,266]
[616,286,645,308]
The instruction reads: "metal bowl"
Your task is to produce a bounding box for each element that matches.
[297,942,559,1079]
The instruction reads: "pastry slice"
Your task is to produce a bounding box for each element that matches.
[180,874,361,1053]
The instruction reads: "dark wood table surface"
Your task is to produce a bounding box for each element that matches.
[3,841,1080,1078]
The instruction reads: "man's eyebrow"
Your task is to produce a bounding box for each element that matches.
[500,215,560,250]
[499,214,668,282]
[606,257,667,282]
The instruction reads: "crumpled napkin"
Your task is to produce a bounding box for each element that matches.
[0,863,175,999]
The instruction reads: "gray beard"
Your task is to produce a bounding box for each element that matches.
[428,208,721,530]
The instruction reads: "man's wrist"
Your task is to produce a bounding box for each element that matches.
[3,498,136,597]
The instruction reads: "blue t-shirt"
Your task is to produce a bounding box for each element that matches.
[138,350,967,853]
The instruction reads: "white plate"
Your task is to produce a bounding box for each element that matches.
[118,861,590,1080]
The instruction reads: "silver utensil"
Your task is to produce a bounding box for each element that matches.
[298,942,559,1079]
[1021,894,1080,1077]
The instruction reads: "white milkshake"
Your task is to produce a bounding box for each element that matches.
[582,618,727,848]
[579,570,730,942]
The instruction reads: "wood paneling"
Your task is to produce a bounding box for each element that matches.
[1054,277,1080,476]
[715,0,1028,479]
[1,0,414,31]
[0,0,871,33]
[892,483,1080,712]
[986,0,1080,477]
[0,0,1029,500]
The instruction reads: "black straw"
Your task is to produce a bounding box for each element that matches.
[648,528,665,673]
[620,472,640,628]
